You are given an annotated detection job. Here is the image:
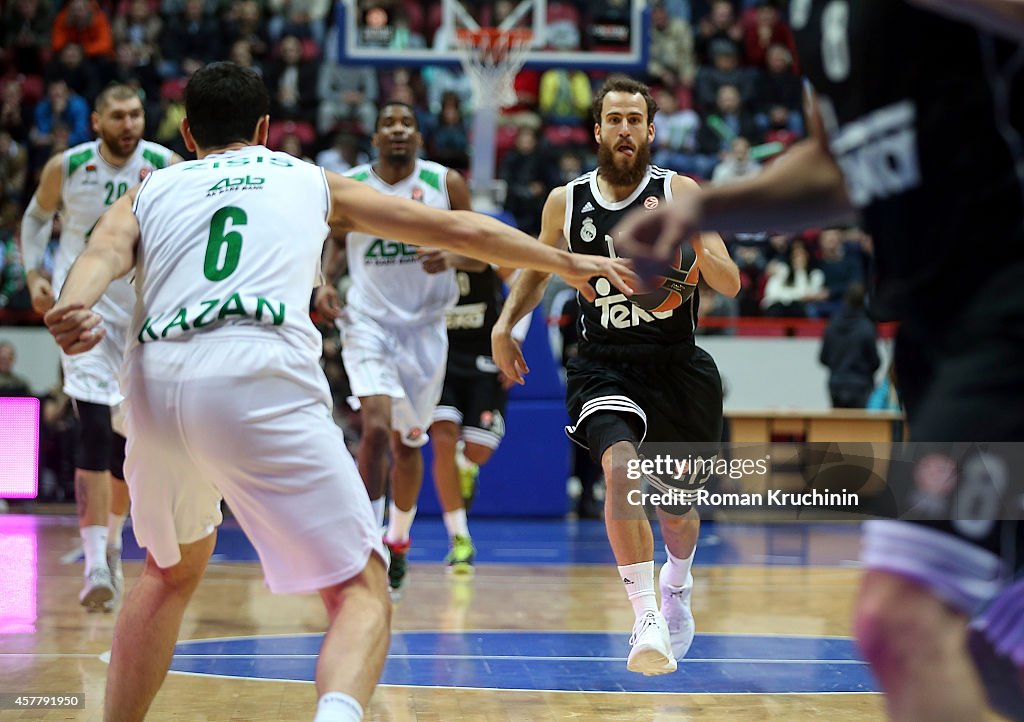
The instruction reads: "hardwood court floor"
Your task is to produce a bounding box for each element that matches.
[0,514,892,721]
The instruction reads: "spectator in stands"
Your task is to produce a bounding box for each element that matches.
[267,0,331,45]
[752,42,803,134]
[732,241,768,315]
[47,43,103,103]
[2,0,53,75]
[228,38,263,77]
[266,34,319,124]
[741,0,798,70]
[0,231,27,309]
[808,227,865,319]
[0,81,31,143]
[819,282,880,409]
[0,130,27,203]
[499,126,548,236]
[711,135,761,185]
[695,0,744,65]
[51,0,114,59]
[316,131,367,174]
[650,86,714,179]
[429,92,470,174]
[0,341,32,396]
[538,67,592,126]
[696,277,739,336]
[760,238,825,317]
[111,0,163,66]
[317,61,378,136]
[697,83,760,160]
[223,0,272,62]
[102,43,162,110]
[159,0,222,78]
[762,103,800,150]
[694,38,754,112]
[31,80,90,155]
[160,0,220,15]
[647,0,697,89]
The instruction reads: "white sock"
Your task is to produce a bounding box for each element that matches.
[81,526,109,575]
[371,498,385,528]
[443,508,470,539]
[663,545,695,589]
[385,503,416,545]
[107,513,126,551]
[618,561,657,617]
[313,692,363,722]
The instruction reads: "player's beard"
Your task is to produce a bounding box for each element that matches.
[100,129,140,162]
[597,140,650,188]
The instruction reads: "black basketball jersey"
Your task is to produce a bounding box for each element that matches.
[445,266,504,357]
[565,166,698,346]
[792,0,1024,321]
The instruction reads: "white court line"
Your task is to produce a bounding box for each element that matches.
[166,652,866,665]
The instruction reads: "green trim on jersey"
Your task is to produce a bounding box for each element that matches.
[142,148,170,169]
[350,170,371,182]
[66,147,95,178]
[418,167,442,192]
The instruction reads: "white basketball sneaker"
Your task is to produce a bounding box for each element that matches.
[659,565,696,659]
[79,566,115,612]
[626,610,677,675]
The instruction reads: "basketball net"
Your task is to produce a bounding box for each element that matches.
[454,28,533,109]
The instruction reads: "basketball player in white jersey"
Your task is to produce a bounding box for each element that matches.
[494,77,739,675]
[19,84,180,612]
[43,62,633,722]
[314,102,485,598]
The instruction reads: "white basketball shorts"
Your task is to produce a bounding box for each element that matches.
[61,318,127,407]
[338,308,448,448]
[121,334,383,594]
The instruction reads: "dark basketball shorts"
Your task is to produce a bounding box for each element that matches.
[565,340,723,512]
[432,349,508,450]
[869,263,1024,612]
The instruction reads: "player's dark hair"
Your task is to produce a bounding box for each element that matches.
[184,62,270,149]
[592,76,658,125]
[375,101,419,131]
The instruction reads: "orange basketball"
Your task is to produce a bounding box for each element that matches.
[619,239,699,313]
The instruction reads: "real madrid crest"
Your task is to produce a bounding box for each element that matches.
[580,217,597,243]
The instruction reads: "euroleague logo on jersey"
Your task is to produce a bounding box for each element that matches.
[644,196,659,210]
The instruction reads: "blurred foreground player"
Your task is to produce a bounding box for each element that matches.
[616,2,1024,719]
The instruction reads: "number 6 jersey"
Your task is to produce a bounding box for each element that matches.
[129,145,330,358]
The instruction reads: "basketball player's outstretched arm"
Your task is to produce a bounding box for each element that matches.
[491,186,568,385]
[418,169,488,274]
[669,175,740,298]
[43,189,140,354]
[614,89,854,281]
[326,172,635,302]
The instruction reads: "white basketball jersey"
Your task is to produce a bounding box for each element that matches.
[57,139,176,326]
[345,159,459,326]
[128,145,329,358]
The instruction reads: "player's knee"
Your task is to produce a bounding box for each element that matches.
[601,441,639,490]
[360,418,391,454]
[74,400,114,471]
[854,570,956,672]
[463,442,493,466]
[430,421,460,450]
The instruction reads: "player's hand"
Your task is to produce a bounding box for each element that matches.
[27,274,55,314]
[314,284,342,322]
[498,370,518,391]
[491,327,529,385]
[418,249,451,274]
[44,303,106,355]
[562,256,637,303]
[614,201,698,286]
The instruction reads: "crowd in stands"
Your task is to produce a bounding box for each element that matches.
[0,0,873,322]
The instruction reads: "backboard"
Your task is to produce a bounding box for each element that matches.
[337,0,650,72]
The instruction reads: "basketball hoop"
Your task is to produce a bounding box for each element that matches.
[455,27,533,109]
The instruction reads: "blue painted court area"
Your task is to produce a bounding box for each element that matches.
[120,518,862,567]
[170,631,877,694]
